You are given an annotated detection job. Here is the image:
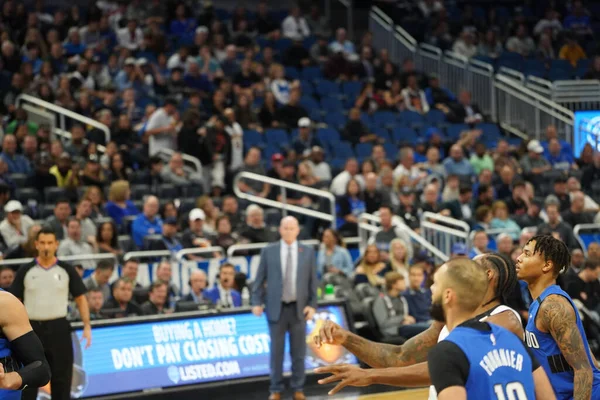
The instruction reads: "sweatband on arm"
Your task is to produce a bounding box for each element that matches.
[10,331,51,389]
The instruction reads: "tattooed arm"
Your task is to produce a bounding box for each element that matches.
[538,295,593,400]
[315,320,444,368]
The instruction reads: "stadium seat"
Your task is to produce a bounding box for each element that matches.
[16,188,41,205]
[265,129,290,149]
[300,80,314,96]
[40,204,54,219]
[44,187,67,205]
[284,66,300,80]
[309,108,323,122]
[130,184,151,200]
[315,80,340,98]
[477,123,502,140]
[320,97,344,112]
[332,141,355,159]
[118,235,136,252]
[497,52,524,72]
[158,184,179,199]
[299,96,319,112]
[576,59,591,78]
[425,109,446,125]
[323,112,347,131]
[392,127,418,144]
[8,173,27,188]
[548,68,573,81]
[301,66,323,81]
[243,129,264,150]
[355,283,380,300]
[342,81,362,102]
[372,111,397,129]
[447,124,470,140]
[264,209,282,226]
[373,127,392,143]
[355,143,373,159]
[383,142,398,159]
[399,110,425,126]
[274,38,292,53]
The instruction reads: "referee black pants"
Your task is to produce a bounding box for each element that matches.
[22,318,73,400]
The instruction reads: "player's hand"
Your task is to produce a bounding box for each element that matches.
[314,320,348,348]
[0,363,22,390]
[252,306,263,317]
[303,306,315,321]
[315,364,372,395]
[81,326,92,348]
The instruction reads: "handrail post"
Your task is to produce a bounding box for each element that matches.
[281,187,288,218]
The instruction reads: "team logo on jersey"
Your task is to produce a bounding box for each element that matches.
[490,333,496,346]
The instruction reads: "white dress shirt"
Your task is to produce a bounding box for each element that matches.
[280,240,298,302]
[117,27,144,51]
[281,16,310,41]
[218,284,233,308]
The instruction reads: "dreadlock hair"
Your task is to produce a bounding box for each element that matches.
[527,235,571,276]
[479,253,518,306]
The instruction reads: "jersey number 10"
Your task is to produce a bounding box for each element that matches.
[493,382,528,400]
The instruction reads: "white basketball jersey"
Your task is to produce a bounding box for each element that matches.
[427,305,522,400]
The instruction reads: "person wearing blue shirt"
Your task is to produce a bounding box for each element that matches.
[403,264,432,323]
[183,61,213,93]
[131,195,163,247]
[104,181,139,226]
[170,4,197,36]
[204,263,242,308]
[546,138,574,171]
[442,144,474,177]
[563,1,592,38]
[316,229,354,278]
[0,135,31,175]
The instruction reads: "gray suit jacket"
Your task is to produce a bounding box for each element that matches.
[251,242,318,323]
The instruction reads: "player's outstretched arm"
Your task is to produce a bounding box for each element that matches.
[314,320,444,368]
[533,366,557,400]
[539,295,593,400]
[486,310,525,340]
[0,291,50,390]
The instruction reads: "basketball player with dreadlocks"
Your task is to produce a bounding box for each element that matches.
[313,253,523,398]
[517,235,600,400]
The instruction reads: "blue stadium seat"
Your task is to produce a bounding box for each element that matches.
[360,112,374,130]
[551,59,573,71]
[447,124,470,140]
[299,96,319,112]
[300,80,314,96]
[301,66,323,81]
[425,109,446,125]
[383,143,398,159]
[355,143,373,158]
[548,68,573,81]
[265,129,290,149]
[315,80,340,97]
[399,110,425,126]
[214,9,232,21]
[303,36,317,49]
[309,108,323,122]
[372,127,391,143]
[392,127,418,144]
[579,233,600,249]
[497,52,524,71]
[320,97,344,112]
[330,158,347,172]
[476,123,502,140]
[130,185,150,200]
[158,184,179,199]
[285,66,300,80]
[317,128,341,146]
[274,38,292,53]
[576,59,591,78]
[243,129,264,150]
[324,112,347,131]
[333,141,355,159]
[372,111,397,129]
[342,81,362,100]
[16,188,41,205]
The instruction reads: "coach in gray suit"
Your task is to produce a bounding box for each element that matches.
[251,216,317,400]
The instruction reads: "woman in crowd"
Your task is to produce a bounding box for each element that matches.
[387,238,410,279]
[96,221,123,256]
[336,178,366,237]
[354,244,389,287]
[490,200,521,240]
[196,195,219,235]
[258,91,278,128]
[212,215,238,252]
[83,185,106,219]
[297,161,320,187]
[107,152,130,182]
[317,228,353,278]
[104,180,139,226]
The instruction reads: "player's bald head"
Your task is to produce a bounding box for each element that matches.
[436,258,489,313]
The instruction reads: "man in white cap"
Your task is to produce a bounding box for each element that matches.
[181,208,212,259]
[307,146,331,181]
[0,200,34,249]
[520,139,551,183]
[293,117,321,156]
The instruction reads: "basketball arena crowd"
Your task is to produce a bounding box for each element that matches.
[0,0,598,355]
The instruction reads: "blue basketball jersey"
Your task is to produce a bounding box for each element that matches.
[525,284,600,400]
[446,323,536,399]
[0,289,20,400]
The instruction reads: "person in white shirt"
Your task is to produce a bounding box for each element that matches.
[269,63,292,105]
[330,158,359,196]
[223,108,244,172]
[566,177,599,212]
[281,6,310,41]
[307,147,331,181]
[401,75,429,115]
[57,218,98,270]
[117,19,144,51]
[393,148,427,187]
[0,200,34,249]
[452,29,477,59]
[329,28,357,60]
[506,24,536,56]
[167,47,192,71]
[144,97,179,156]
[533,8,563,38]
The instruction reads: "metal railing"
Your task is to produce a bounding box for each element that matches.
[0,253,117,268]
[16,94,111,145]
[420,212,470,259]
[573,223,600,257]
[495,74,575,142]
[325,0,354,40]
[123,250,172,261]
[551,80,600,112]
[227,240,321,258]
[233,172,337,228]
[357,213,446,262]
[154,148,203,176]
[175,246,225,261]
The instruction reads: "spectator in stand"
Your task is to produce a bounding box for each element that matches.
[336,178,366,237]
[131,195,162,248]
[149,217,183,254]
[354,244,389,287]
[0,135,30,175]
[469,231,490,258]
[221,196,242,232]
[329,28,356,60]
[452,28,477,59]
[181,208,211,251]
[343,108,372,146]
[4,224,40,260]
[317,229,353,278]
[582,152,600,193]
[449,90,483,124]
[0,200,34,249]
[584,56,600,80]
[565,259,600,314]
[83,260,114,302]
[563,0,593,40]
[85,289,104,318]
[258,91,279,128]
[198,116,231,196]
[117,19,144,51]
[237,147,270,198]
[443,185,474,222]
[547,138,575,172]
[196,196,219,235]
[141,281,169,315]
[239,204,276,243]
[44,198,71,240]
[477,29,503,59]
[401,74,429,115]
[154,260,180,301]
[0,266,14,290]
[105,180,139,226]
[212,215,237,252]
[57,218,97,269]
[274,88,307,129]
[119,259,142,290]
[293,118,320,157]
[102,278,142,318]
[361,173,381,214]
[505,180,528,216]
[490,200,521,240]
[536,33,556,60]
[559,33,586,67]
[81,155,106,189]
[373,272,427,339]
[469,143,494,175]
[520,140,551,183]
[403,263,432,322]
[144,97,179,157]
[74,198,97,241]
[49,152,79,189]
[356,81,384,113]
[284,38,311,69]
[506,23,536,57]
[537,203,579,249]
[310,35,330,65]
[534,8,563,38]
[182,270,208,303]
[306,5,330,38]
[160,152,201,187]
[562,191,595,227]
[205,263,241,308]
[281,6,310,41]
[443,144,474,178]
[576,143,594,169]
[305,147,330,181]
[418,0,444,18]
[566,177,599,212]
[425,74,456,110]
[386,238,410,279]
[551,176,571,211]
[393,147,427,187]
[234,94,259,131]
[96,221,122,257]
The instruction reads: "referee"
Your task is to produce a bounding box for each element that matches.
[10,227,92,400]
